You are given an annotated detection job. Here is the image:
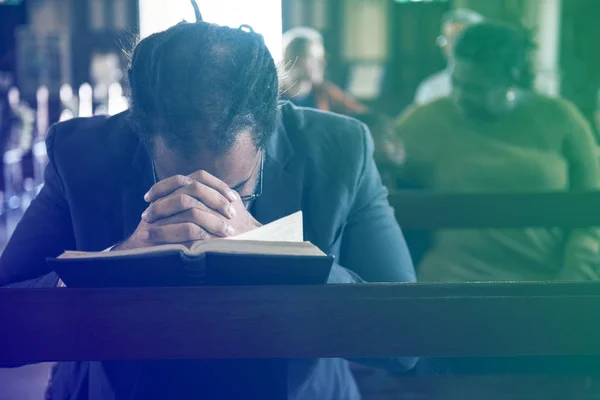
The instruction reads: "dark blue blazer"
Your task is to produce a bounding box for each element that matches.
[0,102,416,399]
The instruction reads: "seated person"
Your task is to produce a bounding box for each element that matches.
[414,8,484,105]
[395,22,600,282]
[280,27,367,116]
[0,4,416,400]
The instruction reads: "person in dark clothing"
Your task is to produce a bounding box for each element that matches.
[2,2,417,399]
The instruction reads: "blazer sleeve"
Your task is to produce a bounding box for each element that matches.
[328,122,418,373]
[0,125,76,287]
[331,122,416,284]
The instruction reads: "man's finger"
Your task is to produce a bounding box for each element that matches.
[153,208,235,237]
[142,194,206,223]
[181,181,236,218]
[146,222,212,244]
[189,170,238,202]
[145,174,194,202]
[145,170,238,203]
[145,180,236,220]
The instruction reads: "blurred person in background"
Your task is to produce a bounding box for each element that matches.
[0,72,12,151]
[414,8,484,105]
[6,86,34,155]
[280,27,367,116]
[0,76,34,194]
[0,72,12,192]
[396,22,600,282]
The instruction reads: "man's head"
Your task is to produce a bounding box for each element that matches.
[126,7,279,197]
[281,27,326,87]
[451,22,535,120]
[438,9,484,60]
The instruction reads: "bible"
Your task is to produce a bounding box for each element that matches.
[49,212,333,288]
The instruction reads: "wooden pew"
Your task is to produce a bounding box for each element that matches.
[3,192,600,364]
[2,283,600,399]
[3,191,600,397]
[388,190,600,269]
[2,283,600,363]
[389,190,600,229]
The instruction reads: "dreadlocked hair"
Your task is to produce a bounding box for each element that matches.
[454,22,536,90]
[126,1,279,157]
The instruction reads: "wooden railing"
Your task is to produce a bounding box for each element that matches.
[389,190,600,229]
[1,282,600,364]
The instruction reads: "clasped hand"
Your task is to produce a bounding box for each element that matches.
[118,170,261,250]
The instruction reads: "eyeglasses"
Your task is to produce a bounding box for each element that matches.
[151,150,264,202]
[239,150,264,202]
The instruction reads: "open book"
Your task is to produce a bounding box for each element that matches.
[50,212,333,288]
[59,212,322,259]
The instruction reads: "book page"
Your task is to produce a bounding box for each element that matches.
[59,243,187,259]
[58,240,324,259]
[191,239,324,257]
[226,211,303,243]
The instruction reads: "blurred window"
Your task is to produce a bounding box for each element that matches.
[139,0,282,61]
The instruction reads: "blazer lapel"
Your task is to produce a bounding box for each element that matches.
[252,110,303,226]
[252,155,302,226]
[101,113,153,245]
[120,141,154,240]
